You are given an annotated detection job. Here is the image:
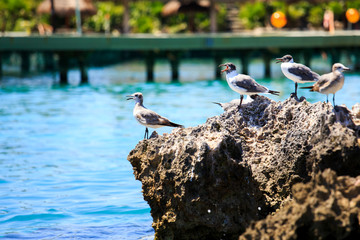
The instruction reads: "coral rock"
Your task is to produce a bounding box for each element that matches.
[127,96,360,239]
[239,169,360,240]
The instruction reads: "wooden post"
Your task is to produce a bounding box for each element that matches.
[78,53,88,84]
[210,0,217,33]
[0,52,2,79]
[263,54,271,78]
[240,51,249,75]
[44,52,55,72]
[329,49,341,65]
[303,50,312,68]
[145,51,155,82]
[50,0,56,33]
[168,51,179,82]
[353,49,360,72]
[58,53,69,84]
[214,54,222,79]
[122,0,130,34]
[20,52,30,76]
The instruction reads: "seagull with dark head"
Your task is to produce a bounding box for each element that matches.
[219,62,280,109]
[300,63,349,106]
[276,54,320,99]
[127,92,184,139]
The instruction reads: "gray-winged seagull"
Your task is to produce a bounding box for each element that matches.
[219,62,280,109]
[301,63,349,106]
[276,54,320,98]
[127,92,184,139]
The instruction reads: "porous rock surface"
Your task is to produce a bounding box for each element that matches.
[127,96,360,240]
[239,169,360,240]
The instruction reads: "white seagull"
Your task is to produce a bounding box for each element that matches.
[276,54,320,98]
[219,62,280,109]
[301,63,349,106]
[127,92,184,139]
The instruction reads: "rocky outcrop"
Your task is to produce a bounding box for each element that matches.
[240,169,360,240]
[127,96,360,240]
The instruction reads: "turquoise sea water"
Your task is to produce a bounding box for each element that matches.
[0,60,359,239]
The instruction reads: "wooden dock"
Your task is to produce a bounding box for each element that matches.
[1,30,360,82]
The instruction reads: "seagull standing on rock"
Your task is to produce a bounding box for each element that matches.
[300,63,350,106]
[276,54,320,99]
[127,92,184,139]
[219,62,280,109]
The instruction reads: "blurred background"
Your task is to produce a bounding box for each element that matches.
[1,1,360,239]
[1,0,360,34]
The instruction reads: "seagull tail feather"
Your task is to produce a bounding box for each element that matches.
[169,121,184,128]
[300,86,314,91]
[212,102,223,107]
[269,90,280,96]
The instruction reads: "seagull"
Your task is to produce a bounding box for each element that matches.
[300,63,349,106]
[219,63,280,109]
[126,92,184,139]
[276,54,320,99]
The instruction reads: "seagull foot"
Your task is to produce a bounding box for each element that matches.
[290,93,305,102]
[250,94,259,100]
[290,93,299,101]
[298,96,306,102]
[149,131,159,139]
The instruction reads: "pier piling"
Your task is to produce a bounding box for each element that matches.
[168,51,180,82]
[20,52,30,76]
[264,54,271,78]
[240,51,250,75]
[303,50,312,68]
[78,54,89,84]
[58,53,69,84]
[145,52,155,82]
[44,52,55,72]
[329,49,341,65]
[0,53,2,79]
[214,54,223,78]
[353,49,360,71]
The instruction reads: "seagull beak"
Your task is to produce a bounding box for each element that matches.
[219,65,229,73]
[276,58,284,63]
[343,67,350,71]
[126,95,134,100]
[221,66,229,73]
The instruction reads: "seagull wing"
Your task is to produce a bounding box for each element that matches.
[135,108,164,125]
[288,63,320,81]
[135,108,177,127]
[233,74,268,93]
[318,73,343,91]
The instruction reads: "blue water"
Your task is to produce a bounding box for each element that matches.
[0,60,359,239]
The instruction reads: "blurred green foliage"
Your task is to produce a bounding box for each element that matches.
[129,1,163,33]
[84,1,124,33]
[269,1,286,13]
[308,5,325,27]
[238,0,360,30]
[165,3,227,33]
[2,0,360,33]
[347,0,360,8]
[287,1,310,21]
[327,1,344,17]
[0,0,42,32]
[239,2,266,29]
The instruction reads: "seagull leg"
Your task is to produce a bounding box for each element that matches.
[239,95,244,109]
[144,127,149,139]
[326,95,329,103]
[294,82,298,98]
[333,94,336,106]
